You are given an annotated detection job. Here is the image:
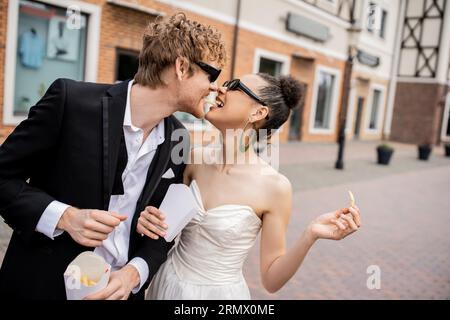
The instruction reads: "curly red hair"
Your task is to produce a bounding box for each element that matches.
[135,12,227,88]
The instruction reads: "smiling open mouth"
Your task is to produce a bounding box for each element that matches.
[216,97,224,108]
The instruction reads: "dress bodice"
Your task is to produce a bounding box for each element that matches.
[170,180,262,285]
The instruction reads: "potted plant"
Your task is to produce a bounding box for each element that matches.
[444,142,450,157]
[376,144,394,165]
[418,143,432,161]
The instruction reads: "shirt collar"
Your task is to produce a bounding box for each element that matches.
[123,80,134,128]
[124,79,165,146]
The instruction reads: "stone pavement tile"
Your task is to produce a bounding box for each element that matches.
[280,154,450,192]
[1,141,449,300]
[244,165,450,299]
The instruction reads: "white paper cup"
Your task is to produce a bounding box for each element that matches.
[64,251,111,300]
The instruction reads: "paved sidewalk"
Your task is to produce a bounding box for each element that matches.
[1,140,449,299]
[244,141,450,299]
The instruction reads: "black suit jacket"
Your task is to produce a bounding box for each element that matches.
[0,79,189,299]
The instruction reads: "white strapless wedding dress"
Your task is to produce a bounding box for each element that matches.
[146,180,262,300]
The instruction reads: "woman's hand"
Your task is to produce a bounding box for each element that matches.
[136,206,168,240]
[308,206,361,241]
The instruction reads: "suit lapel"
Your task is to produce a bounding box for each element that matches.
[129,116,190,255]
[136,116,174,213]
[101,80,129,210]
[129,117,174,252]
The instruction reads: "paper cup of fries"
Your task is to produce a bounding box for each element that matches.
[64,251,110,300]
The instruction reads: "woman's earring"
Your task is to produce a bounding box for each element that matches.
[239,120,254,153]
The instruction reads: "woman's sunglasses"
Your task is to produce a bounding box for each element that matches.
[223,79,267,107]
[194,61,221,83]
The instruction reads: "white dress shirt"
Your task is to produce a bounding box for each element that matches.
[36,80,165,293]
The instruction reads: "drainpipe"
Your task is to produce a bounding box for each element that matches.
[230,0,241,79]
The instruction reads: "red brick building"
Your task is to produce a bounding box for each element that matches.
[1,0,448,145]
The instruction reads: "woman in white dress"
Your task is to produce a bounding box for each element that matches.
[138,73,362,299]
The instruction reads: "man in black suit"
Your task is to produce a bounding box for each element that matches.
[0,12,226,300]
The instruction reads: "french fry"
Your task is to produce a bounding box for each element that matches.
[80,275,97,287]
[348,190,356,207]
[80,275,89,286]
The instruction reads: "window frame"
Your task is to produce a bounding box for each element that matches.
[3,0,101,126]
[115,48,139,82]
[364,83,386,134]
[252,48,291,133]
[440,92,450,142]
[252,48,290,75]
[308,65,341,135]
[367,2,388,39]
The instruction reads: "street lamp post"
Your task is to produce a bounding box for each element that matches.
[335,26,361,170]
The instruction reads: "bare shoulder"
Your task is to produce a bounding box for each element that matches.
[258,167,292,213]
[254,157,292,196]
[265,171,292,199]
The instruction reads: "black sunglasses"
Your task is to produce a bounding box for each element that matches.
[194,61,221,83]
[223,79,267,107]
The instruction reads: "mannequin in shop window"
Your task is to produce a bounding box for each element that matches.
[50,21,69,57]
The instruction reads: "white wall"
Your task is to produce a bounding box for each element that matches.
[354,0,401,79]
[158,0,400,75]
[157,0,350,60]
[397,0,449,81]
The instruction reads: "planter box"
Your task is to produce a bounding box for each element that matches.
[445,145,450,157]
[377,147,394,165]
[418,145,432,161]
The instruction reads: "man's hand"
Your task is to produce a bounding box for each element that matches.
[57,207,127,247]
[84,265,140,300]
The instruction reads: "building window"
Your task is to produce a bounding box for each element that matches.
[259,57,283,76]
[313,70,336,130]
[367,3,387,39]
[3,0,100,126]
[252,49,290,134]
[253,49,290,76]
[379,9,387,38]
[364,86,385,133]
[441,93,450,141]
[115,49,138,82]
[368,89,381,129]
[14,1,88,116]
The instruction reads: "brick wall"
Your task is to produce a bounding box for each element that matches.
[231,28,346,142]
[390,82,445,144]
[0,0,374,145]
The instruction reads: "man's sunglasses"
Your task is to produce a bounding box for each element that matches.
[195,61,221,83]
[223,79,267,107]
